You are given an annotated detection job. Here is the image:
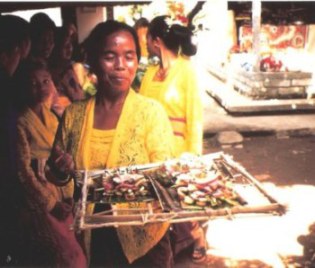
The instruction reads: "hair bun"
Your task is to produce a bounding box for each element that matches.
[167,24,197,56]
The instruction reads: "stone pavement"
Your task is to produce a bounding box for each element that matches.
[201,73,315,137]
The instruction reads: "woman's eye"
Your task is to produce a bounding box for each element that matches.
[43,79,51,85]
[103,54,115,61]
[126,53,135,60]
[126,56,134,61]
[30,81,37,87]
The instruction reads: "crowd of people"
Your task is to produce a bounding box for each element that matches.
[0,11,206,267]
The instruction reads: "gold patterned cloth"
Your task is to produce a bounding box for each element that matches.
[17,104,86,267]
[53,89,174,263]
[17,104,73,211]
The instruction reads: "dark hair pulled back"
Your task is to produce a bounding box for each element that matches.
[148,15,197,56]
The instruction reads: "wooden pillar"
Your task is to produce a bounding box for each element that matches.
[252,0,261,71]
[106,5,114,20]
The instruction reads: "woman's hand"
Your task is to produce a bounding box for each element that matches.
[46,145,75,186]
[51,145,75,174]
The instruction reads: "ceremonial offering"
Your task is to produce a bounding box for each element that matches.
[74,152,285,230]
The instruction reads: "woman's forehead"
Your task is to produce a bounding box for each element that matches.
[103,30,135,48]
[31,69,50,77]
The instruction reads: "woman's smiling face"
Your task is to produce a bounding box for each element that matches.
[96,30,138,95]
[28,69,53,104]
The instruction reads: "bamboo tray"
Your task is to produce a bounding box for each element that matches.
[73,152,286,231]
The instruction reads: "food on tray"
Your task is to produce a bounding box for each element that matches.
[87,154,244,208]
[88,171,153,202]
[75,153,284,229]
[106,173,151,200]
[150,155,243,209]
[104,173,150,200]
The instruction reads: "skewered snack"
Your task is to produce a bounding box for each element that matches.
[88,171,154,203]
[86,154,244,209]
[74,153,285,230]
[150,154,243,209]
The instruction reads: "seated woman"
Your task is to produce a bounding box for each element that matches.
[15,59,86,267]
[46,21,175,267]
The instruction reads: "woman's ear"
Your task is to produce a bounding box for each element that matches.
[153,37,163,49]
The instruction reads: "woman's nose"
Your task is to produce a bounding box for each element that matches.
[34,82,48,90]
[115,57,126,69]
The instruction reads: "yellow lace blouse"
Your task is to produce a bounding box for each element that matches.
[89,128,115,169]
[53,89,175,263]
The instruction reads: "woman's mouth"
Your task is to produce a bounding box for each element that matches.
[111,76,127,83]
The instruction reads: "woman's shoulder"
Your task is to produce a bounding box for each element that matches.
[174,57,198,84]
[133,90,158,103]
[63,98,90,117]
[176,56,195,71]
[17,109,29,126]
[132,90,165,111]
[144,63,159,74]
[67,98,90,110]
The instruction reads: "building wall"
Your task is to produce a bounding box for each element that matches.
[76,6,106,43]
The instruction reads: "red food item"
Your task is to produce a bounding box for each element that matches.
[103,181,114,191]
[115,183,137,191]
[125,192,136,201]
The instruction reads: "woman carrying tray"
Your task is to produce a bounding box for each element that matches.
[45,20,175,267]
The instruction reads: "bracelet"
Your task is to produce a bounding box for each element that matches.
[45,159,72,186]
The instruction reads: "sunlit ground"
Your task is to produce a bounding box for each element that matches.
[205,183,315,267]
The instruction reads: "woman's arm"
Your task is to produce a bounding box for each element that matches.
[45,108,75,186]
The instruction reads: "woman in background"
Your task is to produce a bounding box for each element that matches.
[72,40,98,97]
[139,15,207,264]
[28,13,66,117]
[139,15,203,157]
[29,13,56,63]
[49,26,85,116]
[15,59,86,267]
[0,14,31,265]
[132,17,150,91]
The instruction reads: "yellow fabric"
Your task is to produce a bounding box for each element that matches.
[72,62,97,97]
[53,89,174,263]
[89,128,115,168]
[139,56,203,157]
[16,105,74,212]
[137,27,149,58]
